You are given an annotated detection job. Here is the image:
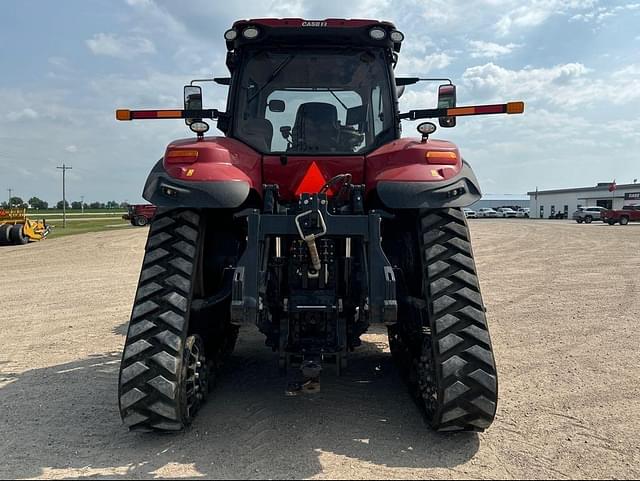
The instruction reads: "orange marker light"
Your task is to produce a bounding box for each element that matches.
[426,151,458,165]
[507,101,525,114]
[116,109,131,121]
[166,149,199,163]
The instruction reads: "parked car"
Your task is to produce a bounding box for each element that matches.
[496,207,518,218]
[516,208,530,218]
[602,204,640,225]
[463,208,477,218]
[572,206,607,223]
[549,211,568,219]
[477,208,498,218]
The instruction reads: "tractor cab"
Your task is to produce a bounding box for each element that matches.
[220,20,402,155]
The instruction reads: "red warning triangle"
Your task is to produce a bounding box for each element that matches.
[295,161,327,197]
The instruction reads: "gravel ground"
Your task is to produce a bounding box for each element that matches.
[0,220,639,479]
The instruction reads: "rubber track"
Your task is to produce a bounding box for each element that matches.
[419,208,498,432]
[118,209,201,431]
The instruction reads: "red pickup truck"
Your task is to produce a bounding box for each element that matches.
[122,204,157,226]
[602,205,640,225]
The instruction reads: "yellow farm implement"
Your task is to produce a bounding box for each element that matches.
[0,208,50,246]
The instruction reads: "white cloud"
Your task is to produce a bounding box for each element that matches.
[65,145,78,153]
[86,33,156,59]
[570,2,640,23]
[6,108,39,122]
[462,61,640,108]
[469,40,521,58]
[495,0,599,36]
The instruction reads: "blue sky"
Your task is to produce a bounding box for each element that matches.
[1,0,639,204]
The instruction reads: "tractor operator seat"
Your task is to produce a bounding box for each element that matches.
[292,102,340,152]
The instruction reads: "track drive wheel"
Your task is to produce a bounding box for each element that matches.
[118,209,213,431]
[386,208,498,432]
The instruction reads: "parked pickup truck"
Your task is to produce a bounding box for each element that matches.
[602,205,640,225]
[122,204,157,226]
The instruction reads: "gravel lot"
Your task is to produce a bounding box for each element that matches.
[1,220,639,479]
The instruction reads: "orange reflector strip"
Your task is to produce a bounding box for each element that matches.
[167,149,199,158]
[116,109,131,121]
[507,101,525,114]
[447,107,475,116]
[157,110,183,118]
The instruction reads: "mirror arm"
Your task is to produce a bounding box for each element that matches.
[399,102,525,121]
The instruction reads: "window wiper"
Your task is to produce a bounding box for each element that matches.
[327,89,349,111]
[248,55,296,105]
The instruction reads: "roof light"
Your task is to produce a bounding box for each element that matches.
[369,27,386,40]
[224,29,238,41]
[243,27,260,39]
[390,30,404,42]
[189,121,210,134]
[417,122,436,136]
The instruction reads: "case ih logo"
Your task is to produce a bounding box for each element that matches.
[302,21,328,27]
[624,192,640,200]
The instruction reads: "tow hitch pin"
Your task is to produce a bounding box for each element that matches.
[295,210,327,274]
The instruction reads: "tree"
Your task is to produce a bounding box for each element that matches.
[106,200,119,209]
[71,201,83,209]
[120,201,130,209]
[28,197,48,210]
[89,201,104,209]
[56,200,70,210]
[9,196,27,208]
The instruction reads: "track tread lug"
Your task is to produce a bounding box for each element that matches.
[120,388,146,410]
[120,361,149,385]
[128,320,156,338]
[443,380,470,404]
[123,340,153,360]
[151,351,180,375]
[154,330,182,352]
[148,375,177,400]
[438,333,464,354]
[143,248,170,265]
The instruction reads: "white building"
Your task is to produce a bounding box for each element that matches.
[528,182,640,219]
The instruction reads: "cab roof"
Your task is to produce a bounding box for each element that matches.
[226,18,402,53]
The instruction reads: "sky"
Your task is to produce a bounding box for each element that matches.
[1,0,639,205]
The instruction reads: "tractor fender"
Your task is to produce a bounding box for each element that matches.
[375,160,482,209]
[142,136,262,209]
[143,160,252,209]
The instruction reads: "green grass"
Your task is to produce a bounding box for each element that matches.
[46,217,134,238]
[29,210,126,218]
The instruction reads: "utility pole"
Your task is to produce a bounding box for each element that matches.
[57,164,72,228]
[7,188,12,208]
[81,195,85,215]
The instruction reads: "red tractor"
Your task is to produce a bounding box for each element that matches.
[116,18,524,433]
[122,204,157,226]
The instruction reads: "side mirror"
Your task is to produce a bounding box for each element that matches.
[184,85,203,126]
[437,84,456,128]
[268,99,286,112]
[346,105,366,125]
